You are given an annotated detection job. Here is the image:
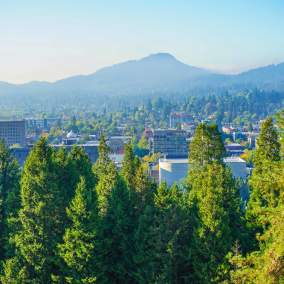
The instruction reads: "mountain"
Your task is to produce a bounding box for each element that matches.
[51,53,211,95]
[0,53,284,103]
[234,62,284,90]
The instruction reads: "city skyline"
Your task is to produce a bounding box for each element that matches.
[1,0,284,83]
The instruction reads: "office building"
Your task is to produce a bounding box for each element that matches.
[151,129,188,158]
[0,120,26,146]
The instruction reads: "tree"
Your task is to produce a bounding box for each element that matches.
[0,140,21,261]
[2,138,65,283]
[254,118,280,165]
[121,142,139,190]
[134,183,197,283]
[58,177,97,284]
[247,118,283,230]
[229,116,284,283]
[188,163,243,283]
[276,109,284,157]
[95,174,135,283]
[229,207,284,284]
[93,135,111,178]
[189,123,225,167]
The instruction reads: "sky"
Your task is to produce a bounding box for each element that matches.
[1,0,284,83]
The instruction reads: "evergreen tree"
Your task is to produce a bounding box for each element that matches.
[121,142,139,190]
[247,118,283,230]
[230,207,284,284]
[93,135,111,178]
[94,135,117,215]
[189,123,225,167]
[254,118,280,165]
[188,163,243,283]
[134,183,197,283]
[0,141,21,261]
[95,174,135,283]
[68,145,97,191]
[2,138,65,283]
[58,177,97,284]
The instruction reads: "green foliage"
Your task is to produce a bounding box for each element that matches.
[3,138,66,282]
[95,175,135,283]
[58,177,97,283]
[189,123,225,167]
[121,142,140,190]
[229,207,284,284]
[134,183,197,283]
[0,111,283,283]
[247,118,283,235]
[188,163,243,283]
[0,141,21,261]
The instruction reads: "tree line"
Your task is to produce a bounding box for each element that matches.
[0,112,283,283]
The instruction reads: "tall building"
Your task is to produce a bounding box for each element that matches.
[151,129,188,158]
[0,120,26,146]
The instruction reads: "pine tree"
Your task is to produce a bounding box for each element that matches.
[68,145,97,191]
[134,183,197,283]
[0,140,21,261]
[58,177,97,284]
[247,118,283,227]
[94,135,117,215]
[229,207,284,284]
[188,163,243,283]
[189,123,225,167]
[93,135,111,178]
[254,117,280,165]
[95,174,135,283]
[121,142,139,190]
[2,138,66,283]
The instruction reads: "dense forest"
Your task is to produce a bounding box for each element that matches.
[0,89,283,126]
[0,110,283,283]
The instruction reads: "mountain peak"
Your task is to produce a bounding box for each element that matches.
[143,52,176,61]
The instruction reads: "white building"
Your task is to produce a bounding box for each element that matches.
[223,157,247,179]
[159,157,247,186]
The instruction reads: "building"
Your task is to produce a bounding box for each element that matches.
[225,143,245,156]
[159,158,188,186]
[12,143,100,166]
[151,129,188,158]
[0,120,26,146]
[159,157,247,186]
[108,136,132,154]
[223,157,247,179]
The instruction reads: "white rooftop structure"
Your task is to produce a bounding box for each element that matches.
[159,157,247,186]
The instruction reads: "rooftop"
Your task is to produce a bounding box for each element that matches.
[223,157,246,163]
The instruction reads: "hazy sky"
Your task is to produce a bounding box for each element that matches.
[1,0,284,83]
